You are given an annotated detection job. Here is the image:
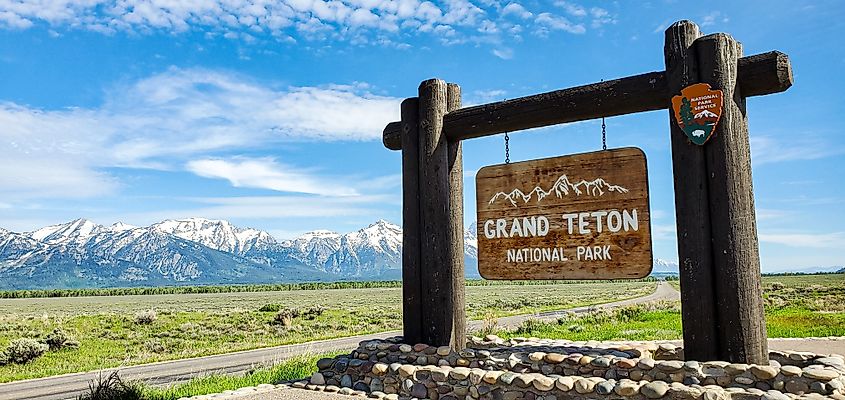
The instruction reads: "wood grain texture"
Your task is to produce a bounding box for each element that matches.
[663,20,720,362]
[446,83,466,350]
[417,79,454,346]
[400,97,422,345]
[697,33,769,364]
[381,51,793,151]
[475,148,652,280]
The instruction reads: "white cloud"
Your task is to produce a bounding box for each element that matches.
[186,158,359,196]
[554,1,586,17]
[760,232,845,249]
[0,68,400,200]
[492,47,514,59]
[501,3,532,19]
[534,12,585,36]
[750,135,844,165]
[141,195,394,220]
[700,11,728,27]
[0,1,603,47]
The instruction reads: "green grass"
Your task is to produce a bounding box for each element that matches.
[0,281,655,383]
[500,274,845,341]
[142,353,333,400]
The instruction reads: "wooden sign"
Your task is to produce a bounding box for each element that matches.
[671,83,724,145]
[475,147,652,280]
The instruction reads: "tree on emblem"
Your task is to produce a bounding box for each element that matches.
[679,97,693,126]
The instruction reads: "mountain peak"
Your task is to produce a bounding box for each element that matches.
[29,218,102,244]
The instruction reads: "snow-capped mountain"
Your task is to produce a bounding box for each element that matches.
[324,220,402,277]
[152,218,276,255]
[652,258,680,274]
[282,230,342,267]
[0,218,480,290]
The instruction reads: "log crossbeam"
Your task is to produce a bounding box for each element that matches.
[382,51,791,150]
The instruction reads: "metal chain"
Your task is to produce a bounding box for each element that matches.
[600,80,607,151]
[504,132,510,164]
[601,116,607,151]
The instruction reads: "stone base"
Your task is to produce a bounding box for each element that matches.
[308,335,845,400]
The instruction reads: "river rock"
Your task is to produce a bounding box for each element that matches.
[573,378,597,394]
[803,368,839,381]
[532,376,555,391]
[555,376,575,391]
[614,380,639,396]
[310,373,326,385]
[641,381,669,398]
[750,365,778,380]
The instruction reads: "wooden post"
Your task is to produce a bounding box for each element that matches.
[446,83,466,350]
[400,97,422,345]
[697,33,769,364]
[664,20,720,361]
[417,79,456,347]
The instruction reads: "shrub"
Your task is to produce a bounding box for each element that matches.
[478,312,498,337]
[3,338,49,364]
[302,306,326,320]
[770,282,786,290]
[514,318,542,335]
[44,327,80,351]
[567,324,585,333]
[259,303,282,312]
[134,309,157,325]
[77,371,144,400]
[273,309,300,327]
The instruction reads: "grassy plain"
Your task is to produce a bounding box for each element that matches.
[0,281,654,383]
[503,273,845,341]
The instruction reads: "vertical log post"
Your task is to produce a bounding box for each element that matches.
[697,34,769,364]
[664,20,720,361]
[418,79,459,347]
[446,83,466,350]
[401,97,423,345]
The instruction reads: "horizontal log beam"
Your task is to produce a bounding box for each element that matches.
[383,50,792,150]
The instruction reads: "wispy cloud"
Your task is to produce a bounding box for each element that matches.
[0,68,400,200]
[534,12,585,36]
[700,11,729,27]
[751,135,844,165]
[759,231,845,249]
[186,158,359,196]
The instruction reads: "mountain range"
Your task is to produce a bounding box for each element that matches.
[0,218,481,290]
[13,217,831,290]
[489,175,629,207]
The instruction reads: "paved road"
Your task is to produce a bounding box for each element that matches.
[0,282,676,400]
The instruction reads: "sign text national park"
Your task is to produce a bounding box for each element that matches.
[475,148,652,280]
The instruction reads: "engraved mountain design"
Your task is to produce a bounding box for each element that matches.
[489,174,629,207]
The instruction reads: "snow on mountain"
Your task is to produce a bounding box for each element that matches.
[151,218,276,255]
[324,220,402,277]
[652,258,679,272]
[0,218,482,289]
[28,218,104,245]
[109,222,137,232]
[282,230,342,267]
[464,223,478,259]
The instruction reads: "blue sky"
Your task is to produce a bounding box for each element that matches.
[0,0,842,271]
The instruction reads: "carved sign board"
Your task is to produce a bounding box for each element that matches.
[475,147,652,280]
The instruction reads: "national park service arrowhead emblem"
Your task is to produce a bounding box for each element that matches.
[672,83,723,145]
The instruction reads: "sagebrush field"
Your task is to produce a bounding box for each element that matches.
[0,280,654,382]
